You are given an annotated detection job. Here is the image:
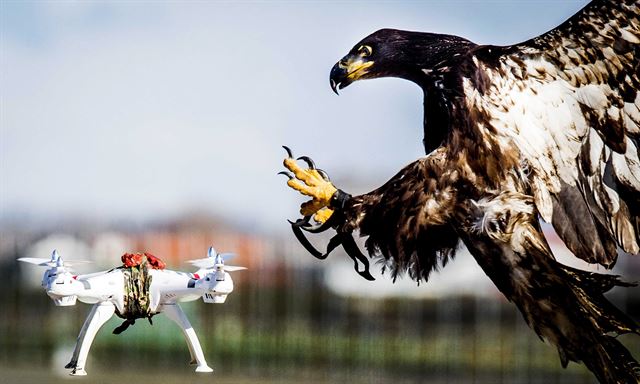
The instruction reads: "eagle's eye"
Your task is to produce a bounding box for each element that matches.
[358,45,373,57]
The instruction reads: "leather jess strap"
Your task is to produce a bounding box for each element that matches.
[289,190,375,281]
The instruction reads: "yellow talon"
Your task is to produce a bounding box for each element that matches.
[313,207,334,224]
[281,149,339,220]
[283,157,337,207]
[300,199,326,216]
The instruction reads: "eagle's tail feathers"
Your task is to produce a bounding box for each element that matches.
[464,205,640,384]
[555,264,640,383]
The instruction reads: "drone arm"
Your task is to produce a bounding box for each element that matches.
[66,302,115,376]
[161,304,213,373]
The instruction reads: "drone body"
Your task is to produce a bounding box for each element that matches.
[19,247,245,376]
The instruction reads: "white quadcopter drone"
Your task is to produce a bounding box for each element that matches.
[18,246,245,376]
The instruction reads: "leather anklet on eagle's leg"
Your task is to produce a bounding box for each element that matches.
[288,189,375,281]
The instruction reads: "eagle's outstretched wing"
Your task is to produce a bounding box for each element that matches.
[336,149,460,282]
[468,0,640,266]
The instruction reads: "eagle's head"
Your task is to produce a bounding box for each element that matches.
[330,28,474,94]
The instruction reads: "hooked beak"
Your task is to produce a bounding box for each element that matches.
[330,55,374,95]
[330,63,346,95]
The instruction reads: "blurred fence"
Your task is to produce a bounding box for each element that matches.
[1,227,638,384]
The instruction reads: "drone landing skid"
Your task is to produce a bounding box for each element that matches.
[65,303,213,376]
[66,302,115,376]
[161,304,213,373]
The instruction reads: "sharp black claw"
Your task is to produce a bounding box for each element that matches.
[278,171,294,180]
[297,156,316,169]
[282,145,293,158]
[316,168,331,181]
[289,216,312,227]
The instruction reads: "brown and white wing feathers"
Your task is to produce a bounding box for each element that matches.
[339,148,460,282]
[467,0,640,265]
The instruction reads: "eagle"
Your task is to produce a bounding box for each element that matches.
[280,0,640,382]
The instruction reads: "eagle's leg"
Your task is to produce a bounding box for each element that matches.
[281,146,337,224]
[462,192,640,384]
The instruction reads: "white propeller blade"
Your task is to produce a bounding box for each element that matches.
[186,246,245,271]
[18,258,92,267]
[187,257,237,269]
[18,249,91,267]
[59,260,92,265]
[17,257,55,266]
[187,251,236,269]
[187,259,216,269]
[223,266,247,272]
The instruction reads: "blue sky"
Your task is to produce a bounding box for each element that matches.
[1,0,587,231]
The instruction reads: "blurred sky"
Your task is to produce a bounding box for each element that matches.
[1,0,588,232]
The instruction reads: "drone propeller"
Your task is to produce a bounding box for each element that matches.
[18,257,57,266]
[18,249,91,268]
[223,265,247,272]
[18,249,61,266]
[186,246,246,271]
